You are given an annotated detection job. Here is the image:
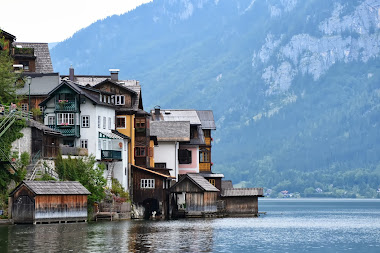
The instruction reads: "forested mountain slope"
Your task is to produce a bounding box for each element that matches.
[51,0,380,197]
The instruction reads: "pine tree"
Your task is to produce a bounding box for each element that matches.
[0,30,19,105]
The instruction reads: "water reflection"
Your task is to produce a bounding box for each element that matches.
[0,219,214,253]
[1,199,379,252]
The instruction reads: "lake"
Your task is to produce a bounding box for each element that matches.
[0,198,379,252]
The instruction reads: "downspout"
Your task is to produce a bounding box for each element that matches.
[175,141,179,181]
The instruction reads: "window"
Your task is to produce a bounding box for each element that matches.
[21,103,28,111]
[80,139,88,149]
[39,106,44,113]
[99,94,102,101]
[98,116,101,128]
[19,61,29,71]
[116,116,126,128]
[103,117,106,129]
[115,95,125,105]
[57,113,74,125]
[108,96,110,104]
[190,126,199,139]
[135,118,146,128]
[204,130,211,138]
[48,116,55,125]
[178,149,192,164]
[98,139,101,150]
[208,179,216,186]
[108,117,111,129]
[141,179,155,189]
[155,163,166,168]
[199,149,210,163]
[135,147,146,157]
[81,115,90,128]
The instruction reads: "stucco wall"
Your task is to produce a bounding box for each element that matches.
[11,127,31,158]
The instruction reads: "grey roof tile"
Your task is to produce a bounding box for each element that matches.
[150,121,190,141]
[13,42,54,73]
[196,110,216,130]
[16,73,60,96]
[20,181,90,195]
[221,188,264,197]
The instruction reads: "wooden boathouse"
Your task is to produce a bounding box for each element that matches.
[170,173,219,218]
[9,181,90,224]
[221,188,264,216]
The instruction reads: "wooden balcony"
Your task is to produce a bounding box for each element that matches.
[47,125,80,137]
[55,101,77,112]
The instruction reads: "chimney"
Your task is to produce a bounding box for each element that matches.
[69,65,74,81]
[154,105,161,120]
[109,69,120,81]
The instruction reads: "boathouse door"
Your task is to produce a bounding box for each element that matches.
[13,195,35,224]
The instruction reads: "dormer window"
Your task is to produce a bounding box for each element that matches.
[115,95,125,105]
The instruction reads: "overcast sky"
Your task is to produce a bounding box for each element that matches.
[0,0,152,43]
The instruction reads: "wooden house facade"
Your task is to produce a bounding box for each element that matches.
[170,174,219,218]
[131,165,174,219]
[9,181,90,224]
[221,188,264,217]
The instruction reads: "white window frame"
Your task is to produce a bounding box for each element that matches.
[48,116,55,125]
[57,113,74,125]
[80,139,88,149]
[81,115,90,128]
[103,116,106,129]
[115,95,125,105]
[108,117,111,129]
[98,116,101,129]
[141,179,155,189]
[21,103,28,111]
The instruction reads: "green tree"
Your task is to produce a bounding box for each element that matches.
[0,30,19,104]
[55,154,106,205]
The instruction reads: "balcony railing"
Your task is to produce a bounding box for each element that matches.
[55,101,77,111]
[101,150,122,160]
[47,125,80,137]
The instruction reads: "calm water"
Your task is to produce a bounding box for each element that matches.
[0,199,379,252]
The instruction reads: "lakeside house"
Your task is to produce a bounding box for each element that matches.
[9,181,90,224]
[1,29,264,221]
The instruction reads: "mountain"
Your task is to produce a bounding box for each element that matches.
[51,0,380,197]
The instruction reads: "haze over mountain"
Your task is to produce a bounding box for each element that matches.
[51,0,380,197]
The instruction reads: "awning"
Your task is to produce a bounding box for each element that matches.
[98,131,123,139]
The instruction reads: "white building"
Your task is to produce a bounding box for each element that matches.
[40,80,129,189]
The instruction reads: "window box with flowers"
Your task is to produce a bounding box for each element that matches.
[58,99,69,109]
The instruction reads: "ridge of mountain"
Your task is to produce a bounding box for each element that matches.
[51,0,380,197]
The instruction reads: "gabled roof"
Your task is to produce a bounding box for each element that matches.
[132,165,175,179]
[221,188,264,197]
[159,110,202,125]
[10,181,90,196]
[150,121,190,141]
[93,79,138,95]
[39,80,115,107]
[171,173,219,192]
[0,30,16,41]
[16,73,60,96]
[13,42,53,73]
[121,80,143,110]
[196,110,216,130]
